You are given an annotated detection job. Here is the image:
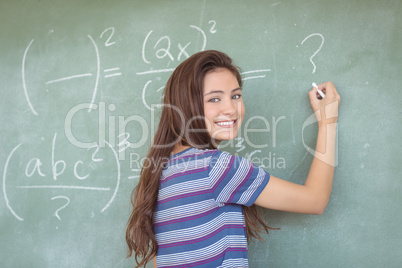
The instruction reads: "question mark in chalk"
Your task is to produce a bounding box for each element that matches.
[301,33,324,74]
[51,195,70,221]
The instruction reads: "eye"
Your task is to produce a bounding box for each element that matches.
[208,97,220,103]
[232,94,242,100]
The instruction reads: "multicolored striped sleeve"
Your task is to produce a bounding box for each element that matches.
[208,150,270,207]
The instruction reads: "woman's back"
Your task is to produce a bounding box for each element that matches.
[154,148,269,267]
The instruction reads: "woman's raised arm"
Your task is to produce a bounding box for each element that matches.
[255,82,341,214]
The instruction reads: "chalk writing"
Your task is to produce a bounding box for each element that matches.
[46,73,93,84]
[104,67,122,78]
[234,137,246,152]
[13,21,279,225]
[22,39,37,115]
[208,20,217,33]
[241,70,272,81]
[51,195,70,221]
[2,133,121,221]
[2,144,23,221]
[100,27,116,47]
[22,27,122,115]
[138,21,272,111]
[141,24,213,65]
[300,33,324,74]
[87,34,101,111]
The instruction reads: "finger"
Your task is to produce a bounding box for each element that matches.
[320,82,341,102]
[319,81,335,95]
[308,88,320,106]
[310,86,323,100]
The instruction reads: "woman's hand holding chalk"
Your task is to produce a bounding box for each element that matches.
[312,82,326,99]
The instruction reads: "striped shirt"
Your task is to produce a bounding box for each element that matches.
[154,148,270,268]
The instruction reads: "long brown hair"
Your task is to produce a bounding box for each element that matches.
[126,50,272,267]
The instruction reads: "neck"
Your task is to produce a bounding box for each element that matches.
[171,143,191,156]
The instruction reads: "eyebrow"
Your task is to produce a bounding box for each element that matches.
[204,87,242,96]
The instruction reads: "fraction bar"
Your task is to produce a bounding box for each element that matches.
[46,73,93,84]
[16,185,110,191]
[136,68,175,75]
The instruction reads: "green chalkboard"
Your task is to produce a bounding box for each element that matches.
[1,0,401,267]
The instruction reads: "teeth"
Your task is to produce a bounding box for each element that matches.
[216,121,235,126]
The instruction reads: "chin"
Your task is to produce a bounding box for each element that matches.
[213,133,239,142]
[209,127,240,144]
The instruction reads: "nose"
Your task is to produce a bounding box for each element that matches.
[221,98,237,116]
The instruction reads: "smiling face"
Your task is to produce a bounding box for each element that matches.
[203,68,245,144]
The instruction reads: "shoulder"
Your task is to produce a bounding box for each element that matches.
[164,148,218,172]
[167,148,258,172]
[167,148,245,173]
[168,147,218,162]
[208,149,269,180]
[209,150,247,169]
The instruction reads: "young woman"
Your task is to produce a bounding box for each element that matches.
[126,50,340,267]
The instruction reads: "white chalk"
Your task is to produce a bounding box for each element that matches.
[312,82,325,98]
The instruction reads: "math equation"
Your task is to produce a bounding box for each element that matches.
[4,21,323,223]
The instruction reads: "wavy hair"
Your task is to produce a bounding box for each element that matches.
[126,50,272,267]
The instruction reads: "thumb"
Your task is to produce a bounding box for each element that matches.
[308,87,320,112]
